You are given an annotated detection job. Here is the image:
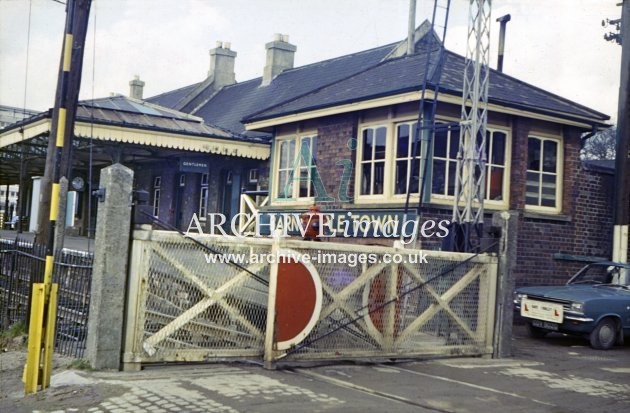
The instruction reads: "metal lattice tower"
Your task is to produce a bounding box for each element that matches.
[451,0,492,252]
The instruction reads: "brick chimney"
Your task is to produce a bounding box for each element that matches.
[209,41,237,89]
[129,75,145,99]
[262,34,296,86]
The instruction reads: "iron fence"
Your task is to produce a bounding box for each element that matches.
[0,237,93,358]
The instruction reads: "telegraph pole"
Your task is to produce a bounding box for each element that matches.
[35,0,91,246]
[24,0,92,394]
[613,0,630,265]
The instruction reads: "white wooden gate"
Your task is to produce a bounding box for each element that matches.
[122,230,497,370]
[123,230,272,369]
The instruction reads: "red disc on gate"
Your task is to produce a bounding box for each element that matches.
[364,272,403,337]
[274,252,322,350]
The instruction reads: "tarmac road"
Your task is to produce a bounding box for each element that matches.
[2,325,629,413]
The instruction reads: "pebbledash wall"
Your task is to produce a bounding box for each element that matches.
[264,103,614,287]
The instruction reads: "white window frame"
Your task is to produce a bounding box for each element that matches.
[354,115,511,209]
[430,123,510,207]
[392,120,421,197]
[357,124,389,198]
[525,134,563,213]
[249,169,259,183]
[272,132,318,204]
[152,176,161,218]
[199,173,209,219]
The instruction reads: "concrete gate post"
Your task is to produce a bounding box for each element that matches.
[492,210,519,358]
[85,163,134,369]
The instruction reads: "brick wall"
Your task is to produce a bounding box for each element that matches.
[316,113,357,207]
[275,111,614,287]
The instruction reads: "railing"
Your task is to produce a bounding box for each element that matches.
[0,237,93,358]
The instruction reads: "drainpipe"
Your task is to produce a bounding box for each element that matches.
[496,14,511,72]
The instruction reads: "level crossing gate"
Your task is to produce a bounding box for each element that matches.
[122,229,497,370]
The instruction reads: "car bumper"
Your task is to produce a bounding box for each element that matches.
[514,303,595,334]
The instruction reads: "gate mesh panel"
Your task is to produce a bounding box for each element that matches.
[141,237,270,359]
[282,244,492,360]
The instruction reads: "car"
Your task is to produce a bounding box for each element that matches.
[514,261,630,350]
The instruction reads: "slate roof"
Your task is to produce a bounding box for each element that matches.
[147,82,202,109]
[147,43,397,137]
[2,95,265,144]
[147,27,609,138]
[246,43,609,125]
[75,95,249,141]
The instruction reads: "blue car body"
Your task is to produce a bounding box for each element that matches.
[514,261,630,349]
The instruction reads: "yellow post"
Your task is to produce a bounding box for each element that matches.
[42,284,58,389]
[24,284,46,394]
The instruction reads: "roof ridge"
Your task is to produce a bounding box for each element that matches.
[273,42,398,78]
[241,47,416,123]
[78,95,206,122]
[145,81,202,102]
[244,51,431,122]
[149,42,399,103]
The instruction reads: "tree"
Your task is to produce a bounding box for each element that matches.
[581,127,616,160]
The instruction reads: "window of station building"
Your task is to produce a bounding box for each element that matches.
[359,125,387,196]
[152,176,161,218]
[526,135,561,212]
[394,121,421,195]
[274,134,318,201]
[355,118,510,207]
[199,173,209,218]
[431,124,460,198]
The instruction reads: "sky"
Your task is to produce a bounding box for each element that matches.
[0,0,624,123]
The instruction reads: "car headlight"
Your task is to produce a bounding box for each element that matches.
[570,302,584,312]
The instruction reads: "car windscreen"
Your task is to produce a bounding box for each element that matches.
[569,264,629,286]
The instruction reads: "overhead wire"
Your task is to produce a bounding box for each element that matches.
[16,0,34,235]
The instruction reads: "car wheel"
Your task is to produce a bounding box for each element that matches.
[589,318,617,350]
[527,322,547,339]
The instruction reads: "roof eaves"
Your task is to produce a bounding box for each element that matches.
[245,85,423,123]
[435,85,610,126]
[0,110,51,134]
[74,115,268,145]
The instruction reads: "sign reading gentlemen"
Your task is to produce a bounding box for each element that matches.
[179,158,210,173]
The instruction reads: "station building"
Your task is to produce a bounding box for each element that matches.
[0,23,616,286]
[149,23,614,286]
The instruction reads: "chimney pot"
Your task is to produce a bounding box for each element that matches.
[209,41,237,88]
[129,75,145,99]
